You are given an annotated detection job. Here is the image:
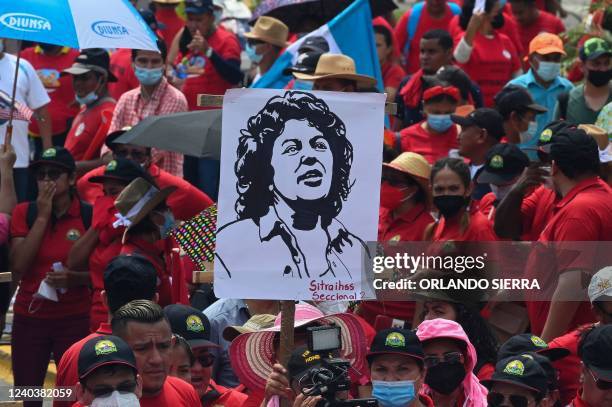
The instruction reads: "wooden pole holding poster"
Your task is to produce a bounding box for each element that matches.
[278,300,295,407]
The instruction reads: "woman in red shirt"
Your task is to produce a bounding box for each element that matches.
[10,147,91,393]
[373,17,406,103]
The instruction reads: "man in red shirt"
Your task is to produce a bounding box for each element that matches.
[20,44,80,153]
[111,300,201,406]
[509,0,565,59]
[154,0,185,48]
[164,305,247,406]
[54,255,158,407]
[77,129,213,221]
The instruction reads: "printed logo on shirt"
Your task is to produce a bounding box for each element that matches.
[66,229,81,241]
[385,332,406,348]
[503,360,525,376]
[91,20,129,39]
[0,13,51,33]
[95,339,118,356]
[36,69,61,90]
[186,315,205,333]
[502,50,511,60]
[75,122,86,137]
[530,335,548,348]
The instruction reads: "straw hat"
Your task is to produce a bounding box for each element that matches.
[113,177,176,235]
[293,53,377,88]
[244,16,289,48]
[579,124,608,150]
[228,304,368,394]
[383,152,432,202]
[222,314,277,342]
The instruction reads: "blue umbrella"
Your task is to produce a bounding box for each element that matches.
[0,0,158,144]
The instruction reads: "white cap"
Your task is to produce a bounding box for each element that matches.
[588,266,612,303]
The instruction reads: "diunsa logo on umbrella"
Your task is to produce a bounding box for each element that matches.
[0,13,51,32]
[91,20,129,38]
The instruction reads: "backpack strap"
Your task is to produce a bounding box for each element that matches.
[557,91,570,120]
[394,132,402,153]
[403,2,425,60]
[26,201,37,230]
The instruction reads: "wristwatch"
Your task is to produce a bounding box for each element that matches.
[205,47,213,58]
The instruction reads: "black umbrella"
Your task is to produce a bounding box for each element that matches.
[251,0,397,33]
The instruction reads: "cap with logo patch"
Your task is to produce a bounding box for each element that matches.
[494,86,547,118]
[580,37,612,61]
[89,157,149,184]
[283,51,324,75]
[29,147,76,172]
[477,143,530,185]
[163,304,219,349]
[78,335,137,380]
[366,328,424,364]
[498,333,569,362]
[588,266,612,303]
[450,108,505,141]
[287,346,334,382]
[63,48,118,82]
[482,354,548,396]
[298,36,330,54]
[579,324,612,382]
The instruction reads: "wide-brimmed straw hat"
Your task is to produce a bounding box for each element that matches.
[383,152,432,204]
[229,304,368,394]
[244,16,289,48]
[293,53,377,88]
[113,178,176,238]
[222,314,277,342]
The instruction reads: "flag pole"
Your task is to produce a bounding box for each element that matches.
[5,40,22,147]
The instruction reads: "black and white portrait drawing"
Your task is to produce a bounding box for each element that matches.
[214,89,385,300]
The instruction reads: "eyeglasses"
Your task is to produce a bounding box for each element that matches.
[114,149,147,161]
[35,168,65,181]
[195,353,215,368]
[423,351,464,368]
[487,391,533,407]
[588,368,612,390]
[86,381,137,398]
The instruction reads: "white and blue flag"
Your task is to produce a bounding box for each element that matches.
[252,0,383,90]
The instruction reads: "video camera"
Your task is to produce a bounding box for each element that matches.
[300,325,378,407]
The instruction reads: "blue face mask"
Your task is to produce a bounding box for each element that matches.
[134,66,164,86]
[159,211,176,238]
[535,61,561,82]
[245,43,263,64]
[75,91,99,106]
[427,114,453,133]
[520,121,538,144]
[372,380,416,407]
[292,79,314,91]
[213,9,223,24]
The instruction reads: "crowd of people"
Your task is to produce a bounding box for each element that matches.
[0,0,611,406]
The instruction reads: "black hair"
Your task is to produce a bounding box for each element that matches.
[460,0,505,31]
[577,324,598,359]
[421,29,454,51]
[421,76,459,105]
[111,300,169,339]
[131,37,168,63]
[373,25,393,48]
[550,131,600,179]
[437,66,472,102]
[104,255,158,315]
[383,144,400,163]
[430,157,471,189]
[453,303,499,373]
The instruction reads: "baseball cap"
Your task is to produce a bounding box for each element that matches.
[477,143,530,185]
[63,48,118,82]
[588,266,612,303]
[89,158,149,184]
[548,127,599,164]
[366,328,424,364]
[185,0,214,14]
[451,108,505,141]
[498,334,570,362]
[105,126,133,149]
[482,354,548,396]
[103,254,158,298]
[222,314,277,342]
[287,346,334,382]
[78,335,137,380]
[494,86,548,118]
[529,33,566,56]
[283,51,323,75]
[536,120,577,147]
[298,36,330,54]
[29,147,76,172]
[163,304,219,349]
[579,325,612,381]
[580,37,612,61]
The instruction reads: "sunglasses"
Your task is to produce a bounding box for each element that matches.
[423,351,464,368]
[487,391,533,407]
[588,368,612,390]
[86,381,137,398]
[35,168,65,181]
[195,353,215,368]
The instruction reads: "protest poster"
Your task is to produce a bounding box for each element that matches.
[214,88,385,300]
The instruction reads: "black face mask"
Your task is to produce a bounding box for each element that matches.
[425,361,467,395]
[433,195,467,218]
[587,69,612,87]
[39,43,60,53]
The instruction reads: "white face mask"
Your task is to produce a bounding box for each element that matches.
[90,391,139,407]
[519,121,538,144]
[490,183,514,201]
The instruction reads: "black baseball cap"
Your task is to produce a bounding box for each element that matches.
[536,120,577,147]
[525,352,559,392]
[29,147,76,172]
[287,346,334,382]
[185,0,214,14]
[579,37,612,61]
[139,9,166,31]
[63,48,118,82]
[367,328,424,365]
[163,304,219,349]
[482,354,548,397]
[78,335,137,380]
[545,127,599,161]
[298,36,330,54]
[579,324,612,381]
[89,158,149,184]
[103,254,158,298]
[498,334,570,362]
[494,85,547,118]
[477,143,530,185]
[284,51,323,75]
[105,126,133,149]
[451,108,505,141]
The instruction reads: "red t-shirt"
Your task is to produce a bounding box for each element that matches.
[400,121,459,164]
[64,99,116,161]
[394,4,458,74]
[77,163,214,221]
[54,323,112,407]
[568,392,591,407]
[10,198,91,319]
[379,203,434,242]
[456,32,520,107]
[520,186,557,241]
[180,26,241,111]
[140,376,200,407]
[526,178,612,336]
[517,11,565,60]
[382,62,406,91]
[432,210,499,242]
[109,49,139,101]
[476,362,495,381]
[478,192,497,222]
[156,7,184,49]
[203,380,248,407]
[20,47,80,136]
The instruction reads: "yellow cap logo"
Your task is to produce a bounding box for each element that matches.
[186,315,205,333]
[107,160,117,171]
[385,332,406,348]
[530,335,548,348]
[94,340,117,356]
[42,148,57,158]
[540,129,553,143]
[597,279,612,292]
[390,235,401,242]
[490,155,504,169]
[504,360,525,376]
[66,228,81,241]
